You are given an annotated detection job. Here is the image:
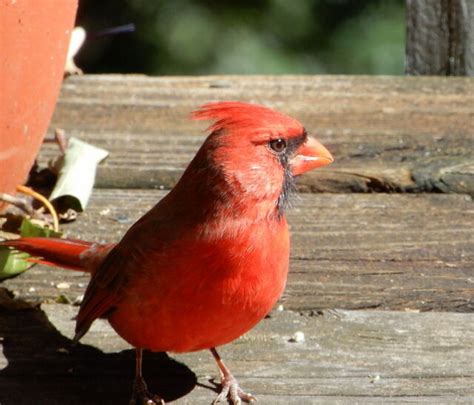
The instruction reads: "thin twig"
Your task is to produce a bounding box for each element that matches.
[0,193,34,215]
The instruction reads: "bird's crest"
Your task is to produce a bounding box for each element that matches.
[192,101,303,137]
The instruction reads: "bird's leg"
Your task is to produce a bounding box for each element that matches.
[129,348,165,405]
[210,347,256,404]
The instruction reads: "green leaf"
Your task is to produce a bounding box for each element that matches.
[20,218,62,238]
[49,137,109,212]
[0,248,34,280]
[0,218,62,280]
[55,294,71,304]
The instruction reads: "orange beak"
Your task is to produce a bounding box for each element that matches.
[290,137,334,176]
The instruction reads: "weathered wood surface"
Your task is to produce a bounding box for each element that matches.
[1,293,473,404]
[4,191,473,313]
[406,0,474,76]
[2,75,474,403]
[38,75,474,194]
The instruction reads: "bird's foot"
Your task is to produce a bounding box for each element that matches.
[130,376,165,405]
[212,373,256,404]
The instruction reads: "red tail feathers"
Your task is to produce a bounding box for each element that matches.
[1,237,95,272]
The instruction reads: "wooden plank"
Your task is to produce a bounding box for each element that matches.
[4,191,473,312]
[406,0,474,76]
[1,295,473,403]
[35,75,474,194]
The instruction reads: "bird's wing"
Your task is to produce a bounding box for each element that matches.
[74,241,131,341]
[73,203,169,342]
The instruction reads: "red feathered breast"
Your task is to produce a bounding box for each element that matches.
[108,217,290,352]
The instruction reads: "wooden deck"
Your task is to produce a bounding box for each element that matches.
[1,75,473,404]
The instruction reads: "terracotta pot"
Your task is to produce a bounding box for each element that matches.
[0,0,78,211]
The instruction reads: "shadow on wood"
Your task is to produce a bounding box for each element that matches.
[0,291,197,404]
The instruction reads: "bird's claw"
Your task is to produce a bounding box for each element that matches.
[129,377,165,405]
[212,374,256,404]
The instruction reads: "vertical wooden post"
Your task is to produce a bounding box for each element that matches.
[405,0,474,76]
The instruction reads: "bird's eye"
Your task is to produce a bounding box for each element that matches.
[269,138,287,153]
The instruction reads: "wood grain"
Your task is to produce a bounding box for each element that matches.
[1,296,472,404]
[406,0,474,76]
[36,75,474,194]
[2,75,474,404]
[4,190,473,312]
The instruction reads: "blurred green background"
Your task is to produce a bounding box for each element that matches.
[76,0,405,75]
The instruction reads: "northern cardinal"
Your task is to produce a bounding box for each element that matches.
[2,102,333,404]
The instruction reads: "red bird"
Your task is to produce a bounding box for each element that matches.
[2,102,333,404]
